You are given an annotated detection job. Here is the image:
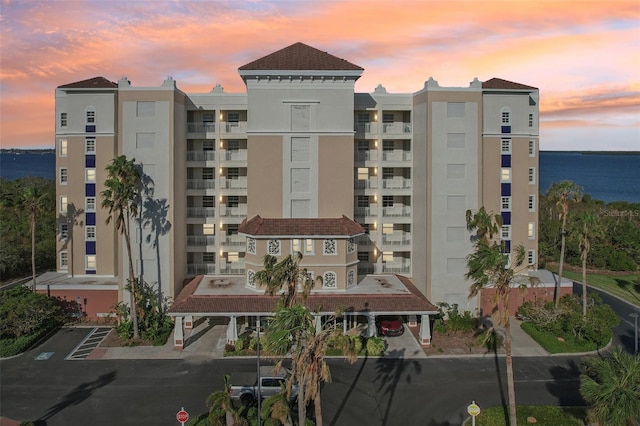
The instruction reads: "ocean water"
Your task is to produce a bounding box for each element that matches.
[1,150,639,203]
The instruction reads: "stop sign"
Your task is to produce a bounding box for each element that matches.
[176,408,189,423]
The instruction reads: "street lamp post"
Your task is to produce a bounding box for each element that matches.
[630,313,639,355]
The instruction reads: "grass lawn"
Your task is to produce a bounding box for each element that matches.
[520,322,598,354]
[466,405,587,426]
[548,266,640,308]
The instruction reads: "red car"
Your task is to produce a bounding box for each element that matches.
[377,316,404,336]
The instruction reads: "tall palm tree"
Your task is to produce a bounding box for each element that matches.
[546,181,582,307]
[22,185,49,291]
[255,252,316,308]
[261,388,293,426]
[574,211,603,318]
[580,347,640,426]
[466,206,502,244]
[207,374,243,426]
[101,155,141,340]
[466,210,538,426]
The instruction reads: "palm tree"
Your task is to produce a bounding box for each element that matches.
[466,210,538,426]
[254,252,316,308]
[261,387,293,426]
[466,206,502,244]
[101,155,141,340]
[207,374,244,426]
[265,304,357,426]
[580,347,640,426]
[546,181,582,307]
[22,185,49,291]
[574,211,603,318]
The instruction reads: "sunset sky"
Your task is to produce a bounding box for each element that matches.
[1,0,639,150]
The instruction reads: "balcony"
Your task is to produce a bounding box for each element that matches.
[187,122,216,133]
[187,235,216,246]
[187,151,215,162]
[219,261,246,274]
[382,177,411,189]
[187,179,216,190]
[220,177,248,190]
[382,122,412,134]
[221,149,247,162]
[381,231,411,245]
[221,234,245,247]
[354,122,378,135]
[382,204,411,217]
[354,206,377,218]
[357,262,375,275]
[354,150,378,162]
[186,207,216,219]
[382,260,411,273]
[382,150,411,162]
[221,121,248,134]
[220,204,247,218]
[354,178,378,189]
[187,263,216,275]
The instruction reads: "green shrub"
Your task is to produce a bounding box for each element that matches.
[434,302,477,334]
[1,285,64,339]
[366,336,386,356]
[351,335,364,353]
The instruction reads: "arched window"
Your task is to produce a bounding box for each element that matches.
[322,271,337,289]
[247,270,256,288]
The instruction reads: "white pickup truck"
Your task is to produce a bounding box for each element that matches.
[230,367,298,406]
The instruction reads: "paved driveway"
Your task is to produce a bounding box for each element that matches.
[382,325,427,359]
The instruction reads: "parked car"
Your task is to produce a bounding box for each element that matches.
[376,315,404,336]
[230,367,298,406]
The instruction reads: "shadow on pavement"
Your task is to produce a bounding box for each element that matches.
[329,354,368,426]
[545,358,586,418]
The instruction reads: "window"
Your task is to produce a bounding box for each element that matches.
[501,109,511,124]
[305,239,313,254]
[203,113,214,123]
[383,140,394,151]
[501,168,511,182]
[382,195,393,207]
[86,255,96,270]
[357,140,369,151]
[227,196,239,208]
[357,113,370,124]
[227,168,239,180]
[528,195,536,212]
[268,239,281,255]
[292,238,301,254]
[529,113,534,127]
[227,112,239,127]
[323,239,337,255]
[86,138,96,153]
[382,223,394,235]
[59,168,68,184]
[247,270,256,288]
[247,238,256,255]
[501,225,511,240]
[60,112,67,127]
[357,195,369,208]
[60,251,68,269]
[382,167,393,179]
[203,224,215,235]
[228,252,239,263]
[357,168,369,181]
[347,238,355,253]
[501,196,511,211]
[60,223,68,240]
[86,197,96,212]
[528,222,536,239]
[202,168,214,180]
[203,252,214,263]
[60,196,68,213]
[59,139,67,156]
[86,109,95,124]
[203,196,214,208]
[528,167,536,184]
[203,140,215,151]
[383,113,394,124]
[86,169,96,183]
[527,250,536,266]
[382,252,394,263]
[86,226,96,240]
[528,140,535,157]
[501,139,511,154]
[322,271,337,289]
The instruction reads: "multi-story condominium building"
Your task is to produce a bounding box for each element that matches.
[53,43,539,344]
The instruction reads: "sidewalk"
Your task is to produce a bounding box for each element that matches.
[89,317,548,360]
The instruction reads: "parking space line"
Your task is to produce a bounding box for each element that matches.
[66,327,112,360]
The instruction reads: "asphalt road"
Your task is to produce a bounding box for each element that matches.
[1,327,585,426]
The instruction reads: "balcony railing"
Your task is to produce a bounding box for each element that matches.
[382,205,411,217]
[187,179,216,190]
[187,151,215,162]
[382,262,411,273]
[354,178,378,189]
[382,150,412,162]
[357,262,375,275]
[354,206,377,217]
[382,122,412,134]
[219,261,245,274]
[221,121,248,133]
[186,207,216,218]
[220,205,247,218]
[354,150,378,162]
[187,235,215,246]
[382,177,411,189]
[187,122,216,133]
[221,149,247,162]
[187,263,216,275]
[220,177,248,189]
[354,123,378,134]
[222,234,245,247]
[381,232,412,245]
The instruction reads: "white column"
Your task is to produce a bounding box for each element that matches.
[314,315,322,335]
[419,314,432,346]
[367,313,376,338]
[227,315,238,344]
[343,314,348,334]
[174,316,184,350]
[185,315,194,330]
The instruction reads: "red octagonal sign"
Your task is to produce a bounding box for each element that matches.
[177,409,189,423]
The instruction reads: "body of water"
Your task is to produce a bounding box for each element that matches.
[1,150,639,203]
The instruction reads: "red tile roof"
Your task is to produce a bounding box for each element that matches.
[239,42,363,71]
[169,275,438,315]
[482,78,537,90]
[239,215,366,237]
[58,77,117,89]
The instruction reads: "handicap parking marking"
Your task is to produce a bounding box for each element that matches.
[35,351,55,360]
[66,327,112,360]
